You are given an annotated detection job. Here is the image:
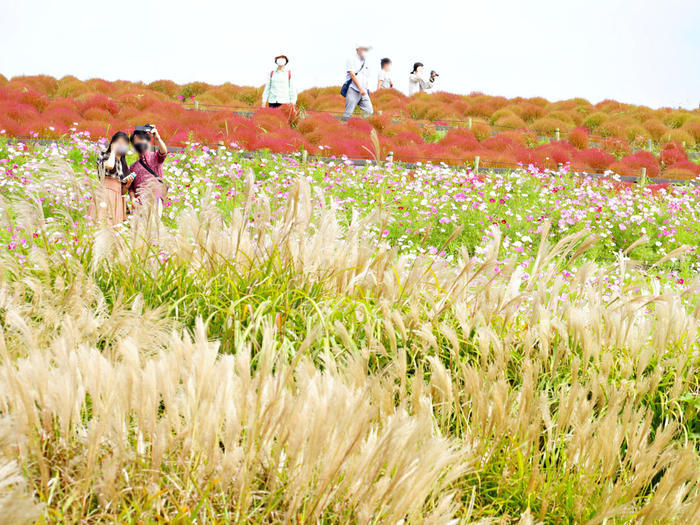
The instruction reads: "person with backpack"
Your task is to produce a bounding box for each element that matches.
[128,124,168,215]
[261,54,297,107]
[342,44,373,118]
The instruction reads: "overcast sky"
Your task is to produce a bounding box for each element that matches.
[1,0,699,109]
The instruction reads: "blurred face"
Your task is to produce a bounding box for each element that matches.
[383,62,392,71]
[275,58,287,67]
[357,47,369,59]
[112,137,129,155]
[132,134,151,155]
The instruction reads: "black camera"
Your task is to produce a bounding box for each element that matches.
[430,70,439,78]
[135,124,154,133]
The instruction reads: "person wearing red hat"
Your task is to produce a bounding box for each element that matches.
[261,54,297,108]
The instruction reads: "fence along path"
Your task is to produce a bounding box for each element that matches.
[185,100,700,160]
[8,137,697,186]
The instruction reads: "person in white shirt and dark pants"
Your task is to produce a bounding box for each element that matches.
[262,54,297,107]
[342,45,373,118]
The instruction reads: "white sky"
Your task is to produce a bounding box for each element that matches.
[1,0,699,109]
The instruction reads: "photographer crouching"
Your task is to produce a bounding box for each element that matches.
[129,124,168,215]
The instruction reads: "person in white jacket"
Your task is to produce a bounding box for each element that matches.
[408,62,438,96]
[261,54,297,107]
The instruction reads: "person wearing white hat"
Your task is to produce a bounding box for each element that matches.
[342,45,373,118]
[261,54,297,108]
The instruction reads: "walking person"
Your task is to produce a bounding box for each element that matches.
[261,54,297,108]
[408,62,438,96]
[342,44,373,118]
[129,124,168,216]
[377,58,393,90]
[90,131,135,225]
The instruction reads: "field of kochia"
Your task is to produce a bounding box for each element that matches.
[1,74,700,178]
[0,135,699,522]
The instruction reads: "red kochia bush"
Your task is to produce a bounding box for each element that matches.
[0,119,28,137]
[659,142,687,167]
[482,134,519,153]
[572,148,616,172]
[439,128,480,151]
[43,106,83,126]
[392,131,423,147]
[81,94,119,116]
[13,88,50,111]
[252,107,289,131]
[535,141,576,168]
[0,101,41,124]
[664,160,700,178]
[367,113,392,133]
[619,151,660,176]
[568,126,589,149]
[252,128,310,153]
[601,137,632,159]
[346,117,373,134]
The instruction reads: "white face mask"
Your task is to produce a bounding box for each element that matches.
[115,144,128,155]
[276,59,287,67]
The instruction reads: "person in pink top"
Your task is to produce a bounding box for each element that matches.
[128,124,168,211]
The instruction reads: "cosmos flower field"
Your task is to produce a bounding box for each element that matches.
[0,134,699,522]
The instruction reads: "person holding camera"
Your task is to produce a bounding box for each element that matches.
[128,124,168,213]
[261,54,297,108]
[342,44,374,118]
[408,62,438,96]
[89,131,135,225]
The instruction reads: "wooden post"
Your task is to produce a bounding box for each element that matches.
[467,117,472,130]
[640,167,647,184]
[473,155,480,174]
[386,151,394,163]
[301,149,308,165]
[194,100,199,110]
[218,140,225,151]
[646,138,652,150]
[555,128,560,141]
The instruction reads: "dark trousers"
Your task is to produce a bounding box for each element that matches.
[268,102,282,108]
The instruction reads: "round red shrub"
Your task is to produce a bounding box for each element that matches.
[43,106,82,127]
[572,148,616,172]
[81,94,119,116]
[568,126,589,149]
[601,137,632,159]
[0,101,41,124]
[439,128,480,151]
[659,142,687,167]
[346,117,373,134]
[664,160,700,178]
[252,107,289,131]
[620,151,660,176]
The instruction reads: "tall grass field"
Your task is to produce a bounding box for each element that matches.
[0,134,699,523]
